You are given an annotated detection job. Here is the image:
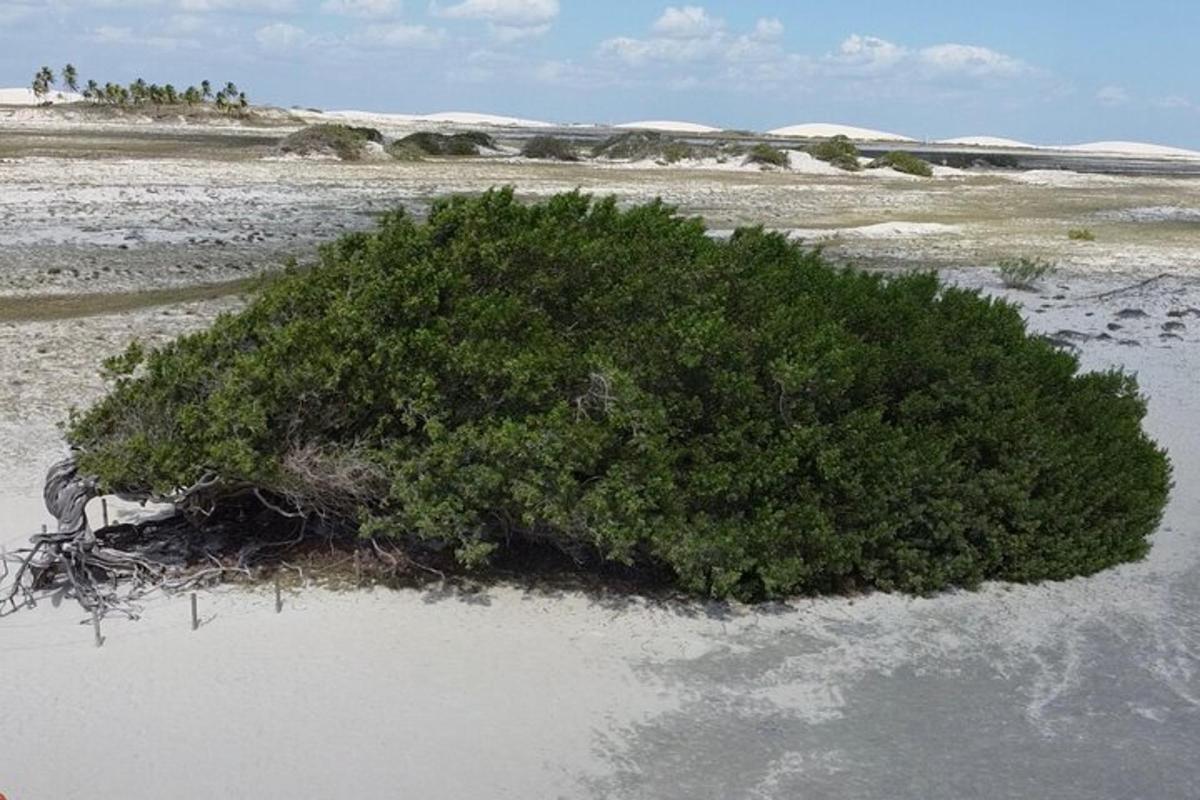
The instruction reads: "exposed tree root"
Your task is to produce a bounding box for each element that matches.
[1,456,422,620]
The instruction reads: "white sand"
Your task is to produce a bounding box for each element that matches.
[938,135,1036,148]
[0,87,85,105]
[768,123,915,142]
[321,109,553,129]
[615,120,723,134]
[787,221,962,241]
[1059,141,1200,159]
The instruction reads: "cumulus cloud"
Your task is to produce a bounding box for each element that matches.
[179,0,296,11]
[355,23,444,47]
[255,21,309,50]
[651,6,723,39]
[918,43,1027,77]
[321,0,399,16]
[435,0,557,25]
[434,0,557,40]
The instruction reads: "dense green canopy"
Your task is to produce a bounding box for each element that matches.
[70,189,1171,598]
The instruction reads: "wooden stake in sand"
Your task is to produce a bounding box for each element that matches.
[92,608,104,648]
[101,498,109,528]
[191,593,199,631]
[275,576,283,614]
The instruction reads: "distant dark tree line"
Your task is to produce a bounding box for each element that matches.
[31,64,248,111]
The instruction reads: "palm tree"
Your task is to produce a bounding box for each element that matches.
[130,78,148,105]
[62,64,79,93]
[223,81,238,98]
[214,91,228,112]
[32,66,54,100]
[183,86,201,106]
[164,84,178,105]
[238,92,248,109]
[200,80,212,101]
[85,79,99,102]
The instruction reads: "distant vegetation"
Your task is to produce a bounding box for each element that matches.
[593,131,696,162]
[396,131,496,156]
[998,256,1057,290]
[68,190,1170,600]
[868,151,934,177]
[29,63,249,113]
[1068,228,1097,241]
[279,125,382,161]
[745,143,789,167]
[521,136,579,161]
[807,135,862,171]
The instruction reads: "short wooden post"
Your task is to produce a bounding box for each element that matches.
[101,498,109,528]
[41,524,47,535]
[191,593,199,631]
[93,608,104,648]
[275,576,283,614]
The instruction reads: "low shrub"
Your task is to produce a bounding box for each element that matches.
[346,126,384,145]
[278,124,374,161]
[396,131,496,156]
[1068,228,1096,241]
[745,143,789,168]
[868,151,934,177]
[807,135,861,171]
[521,136,579,161]
[69,190,1170,600]
[998,256,1057,290]
[593,131,696,162]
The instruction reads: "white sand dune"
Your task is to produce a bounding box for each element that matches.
[323,109,552,129]
[1059,140,1200,159]
[938,135,1036,149]
[616,120,722,134]
[768,123,914,142]
[0,87,84,105]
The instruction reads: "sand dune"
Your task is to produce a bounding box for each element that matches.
[768,123,914,142]
[0,87,84,105]
[322,109,552,128]
[1059,140,1200,158]
[938,135,1036,148]
[616,120,722,134]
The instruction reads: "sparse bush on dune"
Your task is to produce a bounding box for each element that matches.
[520,136,580,161]
[278,124,378,161]
[1068,228,1097,241]
[745,143,789,168]
[398,131,496,156]
[593,130,694,162]
[998,256,1057,290]
[68,190,1170,600]
[808,135,862,171]
[868,151,934,177]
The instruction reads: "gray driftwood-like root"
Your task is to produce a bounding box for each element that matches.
[1,457,250,620]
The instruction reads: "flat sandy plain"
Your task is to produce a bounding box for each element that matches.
[1,113,1198,799]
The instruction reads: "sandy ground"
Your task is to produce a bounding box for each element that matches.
[1,122,1198,799]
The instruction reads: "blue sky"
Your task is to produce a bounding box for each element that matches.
[2,0,1198,146]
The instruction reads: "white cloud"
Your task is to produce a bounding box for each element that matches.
[651,6,723,39]
[88,23,194,49]
[356,23,444,47]
[435,0,558,25]
[918,43,1027,77]
[180,0,296,11]
[255,21,309,49]
[1096,85,1130,107]
[321,0,399,17]
[752,18,783,41]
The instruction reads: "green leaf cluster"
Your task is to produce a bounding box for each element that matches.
[68,190,1171,599]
